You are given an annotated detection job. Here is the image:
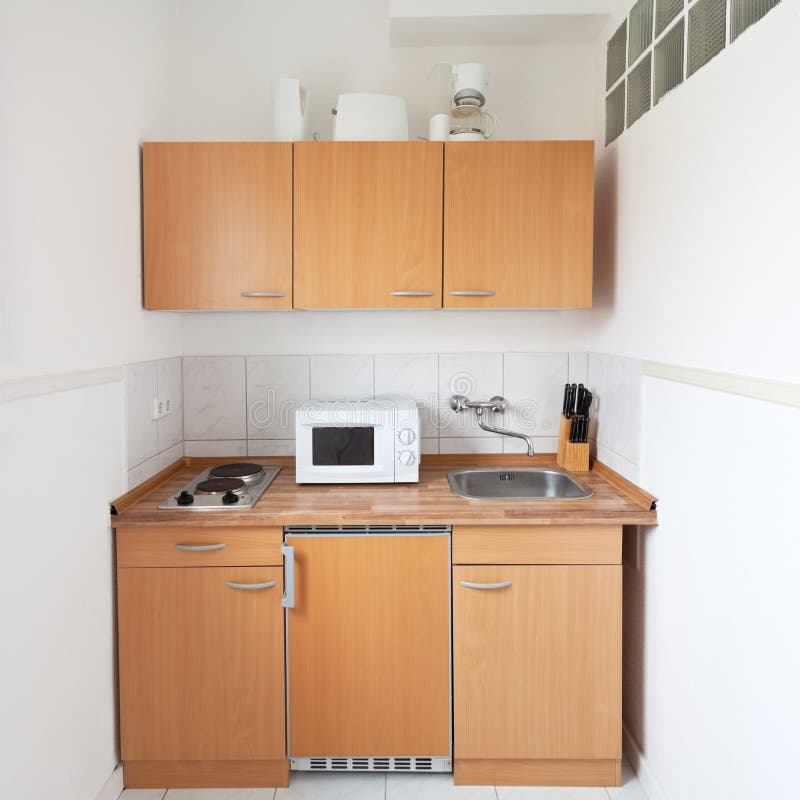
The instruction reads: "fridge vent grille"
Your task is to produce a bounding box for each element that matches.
[293,756,450,772]
[284,525,451,535]
[654,19,685,105]
[688,0,727,76]
[731,0,780,41]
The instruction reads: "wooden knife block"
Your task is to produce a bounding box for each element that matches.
[556,414,590,472]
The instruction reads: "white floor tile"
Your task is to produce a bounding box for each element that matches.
[606,764,648,799]
[387,772,495,799]
[276,771,384,800]
[120,791,167,800]
[496,786,607,800]
[166,790,275,799]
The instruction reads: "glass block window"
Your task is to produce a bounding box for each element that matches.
[606,82,626,145]
[656,0,684,36]
[627,53,652,127]
[688,0,727,76]
[731,0,780,41]
[654,20,685,104]
[629,0,655,65]
[607,20,628,89]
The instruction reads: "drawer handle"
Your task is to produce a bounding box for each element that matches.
[174,543,226,552]
[460,580,512,590]
[389,291,435,297]
[450,290,496,297]
[224,580,276,591]
[241,291,286,298]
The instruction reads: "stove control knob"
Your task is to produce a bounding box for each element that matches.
[222,489,240,505]
[398,450,416,466]
[176,490,194,506]
[397,428,416,445]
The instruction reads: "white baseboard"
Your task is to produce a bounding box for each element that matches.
[623,722,668,800]
[94,763,124,800]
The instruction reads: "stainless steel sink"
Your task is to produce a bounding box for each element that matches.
[447,468,593,501]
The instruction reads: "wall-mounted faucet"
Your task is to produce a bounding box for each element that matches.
[449,394,535,457]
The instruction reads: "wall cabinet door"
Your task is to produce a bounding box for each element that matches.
[143,143,292,310]
[444,141,594,308]
[453,564,621,760]
[118,566,285,761]
[293,142,444,309]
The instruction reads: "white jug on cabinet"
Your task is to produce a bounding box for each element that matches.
[271,78,310,141]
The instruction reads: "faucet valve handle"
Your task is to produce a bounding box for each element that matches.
[488,395,507,413]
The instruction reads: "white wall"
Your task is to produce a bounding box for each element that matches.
[174,0,602,355]
[0,3,180,798]
[0,0,181,382]
[590,3,800,799]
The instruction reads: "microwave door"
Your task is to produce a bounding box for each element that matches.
[298,423,394,482]
[312,426,375,467]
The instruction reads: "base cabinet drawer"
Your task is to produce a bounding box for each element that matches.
[116,526,283,567]
[118,566,286,772]
[453,564,621,773]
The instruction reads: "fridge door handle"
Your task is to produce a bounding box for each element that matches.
[282,544,295,608]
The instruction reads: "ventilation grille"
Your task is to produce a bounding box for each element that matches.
[627,53,652,127]
[605,82,626,145]
[284,524,451,535]
[656,0,683,36]
[607,20,628,89]
[629,0,655,65]
[654,20,685,104]
[688,0,727,76]
[731,0,780,41]
[292,756,450,773]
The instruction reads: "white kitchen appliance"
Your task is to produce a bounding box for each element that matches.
[427,62,498,141]
[332,93,408,141]
[452,62,490,107]
[295,395,419,483]
[271,78,310,141]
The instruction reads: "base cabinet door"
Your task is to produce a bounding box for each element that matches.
[453,565,621,762]
[118,566,285,771]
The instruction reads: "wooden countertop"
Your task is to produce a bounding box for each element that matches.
[111,455,657,528]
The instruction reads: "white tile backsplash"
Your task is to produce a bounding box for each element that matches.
[247,356,309,440]
[569,351,589,385]
[125,361,158,469]
[503,435,559,454]
[374,353,438,438]
[157,441,184,470]
[247,439,295,457]
[184,440,247,457]
[157,357,183,454]
[440,436,503,454]
[310,354,373,400]
[503,352,567,438]
[183,356,246,440]
[127,455,158,490]
[437,352,503,438]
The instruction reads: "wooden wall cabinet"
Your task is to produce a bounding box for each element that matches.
[444,141,594,309]
[452,525,621,787]
[117,527,288,789]
[293,142,444,309]
[143,142,292,310]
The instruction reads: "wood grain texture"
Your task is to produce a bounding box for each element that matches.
[143,143,292,310]
[454,758,620,787]
[444,141,594,308]
[112,456,658,528]
[452,525,622,565]
[293,142,443,309]
[453,565,622,760]
[287,535,450,756]
[118,566,285,761]
[591,458,658,511]
[123,759,289,788]
[116,526,283,567]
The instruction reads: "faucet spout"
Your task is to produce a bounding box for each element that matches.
[474,406,535,457]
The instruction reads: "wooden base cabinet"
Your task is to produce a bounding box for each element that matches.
[118,563,288,788]
[453,562,622,786]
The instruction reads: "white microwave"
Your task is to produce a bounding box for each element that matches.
[295,395,420,484]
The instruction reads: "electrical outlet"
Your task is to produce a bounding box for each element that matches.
[152,397,173,420]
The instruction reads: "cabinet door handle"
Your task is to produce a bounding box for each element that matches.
[281,545,295,609]
[224,580,276,590]
[241,291,286,298]
[450,290,496,297]
[174,543,226,551]
[390,291,435,297]
[460,580,512,590]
